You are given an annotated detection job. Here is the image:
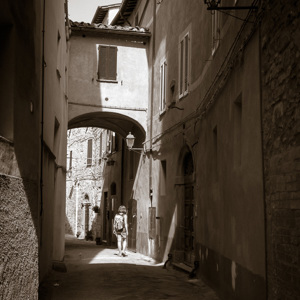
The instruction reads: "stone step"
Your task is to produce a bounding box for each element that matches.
[172,262,193,274]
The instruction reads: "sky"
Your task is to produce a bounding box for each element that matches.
[68,0,121,23]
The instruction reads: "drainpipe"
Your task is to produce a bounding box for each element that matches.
[40,0,46,218]
[75,182,78,236]
[258,8,268,298]
[149,0,156,208]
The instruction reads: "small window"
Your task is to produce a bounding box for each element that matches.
[69,150,72,170]
[87,139,92,167]
[135,13,139,26]
[160,59,167,114]
[179,32,190,98]
[98,45,117,81]
[160,160,167,196]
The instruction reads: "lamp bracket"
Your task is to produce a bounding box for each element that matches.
[207,6,258,10]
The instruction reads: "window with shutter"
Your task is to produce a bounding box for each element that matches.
[160,59,167,114]
[87,139,92,167]
[98,45,117,81]
[179,32,190,99]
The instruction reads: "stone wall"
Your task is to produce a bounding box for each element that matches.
[0,174,39,300]
[65,128,105,239]
[261,1,300,298]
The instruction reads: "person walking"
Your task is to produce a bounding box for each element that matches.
[113,205,128,257]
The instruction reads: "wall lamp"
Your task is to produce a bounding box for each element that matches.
[125,132,144,152]
[204,0,257,10]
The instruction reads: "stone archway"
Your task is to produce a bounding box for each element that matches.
[175,145,195,267]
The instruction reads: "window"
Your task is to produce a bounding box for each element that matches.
[98,45,117,81]
[129,150,134,180]
[179,32,190,98]
[160,59,167,113]
[212,11,220,55]
[87,139,92,167]
[160,160,167,196]
[234,94,242,166]
[69,150,72,170]
[111,132,117,152]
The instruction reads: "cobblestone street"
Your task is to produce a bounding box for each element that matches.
[39,235,219,300]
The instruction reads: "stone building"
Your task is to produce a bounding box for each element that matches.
[0,0,299,299]
[68,0,299,299]
[65,127,122,243]
[0,0,69,299]
[66,127,104,239]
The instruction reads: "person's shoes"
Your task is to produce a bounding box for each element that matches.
[122,252,128,257]
[117,253,122,257]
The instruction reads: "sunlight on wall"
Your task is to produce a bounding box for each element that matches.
[163,204,177,260]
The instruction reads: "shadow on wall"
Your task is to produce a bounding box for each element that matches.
[65,213,74,235]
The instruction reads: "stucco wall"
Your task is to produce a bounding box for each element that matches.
[0,175,39,300]
[133,0,266,299]
[68,34,149,131]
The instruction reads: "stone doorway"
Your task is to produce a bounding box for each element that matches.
[183,151,195,266]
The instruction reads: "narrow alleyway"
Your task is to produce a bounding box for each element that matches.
[39,235,219,300]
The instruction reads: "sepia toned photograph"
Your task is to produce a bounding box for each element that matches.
[0,0,299,299]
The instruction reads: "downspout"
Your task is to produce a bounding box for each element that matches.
[258,6,268,298]
[149,1,156,207]
[121,139,124,205]
[40,0,46,219]
[75,182,78,236]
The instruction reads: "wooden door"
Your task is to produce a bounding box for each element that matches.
[103,192,108,241]
[184,184,194,266]
[128,198,137,252]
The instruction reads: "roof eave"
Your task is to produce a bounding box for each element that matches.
[71,26,151,42]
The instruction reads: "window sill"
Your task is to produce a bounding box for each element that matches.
[159,109,166,118]
[96,79,118,84]
[179,91,189,101]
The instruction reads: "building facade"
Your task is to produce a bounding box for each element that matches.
[66,127,123,244]
[0,0,299,299]
[0,0,69,299]
[108,1,300,299]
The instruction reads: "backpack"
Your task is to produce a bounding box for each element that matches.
[114,214,124,231]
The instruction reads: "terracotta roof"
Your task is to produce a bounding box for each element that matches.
[70,20,149,34]
[91,4,121,24]
[111,0,138,26]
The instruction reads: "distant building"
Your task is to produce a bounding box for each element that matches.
[66,127,104,239]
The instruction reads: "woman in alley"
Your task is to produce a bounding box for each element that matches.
[113,205,128,257]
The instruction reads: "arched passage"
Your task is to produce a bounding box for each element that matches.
[177,145,195,266]
[68,111,145,148]
[65,110,145,248]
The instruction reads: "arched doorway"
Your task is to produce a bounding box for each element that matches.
[183,151,195,266]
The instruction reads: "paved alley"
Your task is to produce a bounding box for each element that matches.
[39,235,219,300]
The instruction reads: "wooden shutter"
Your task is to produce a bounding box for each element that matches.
[180,40,184,96]
[98,46,117,80]
[184,34,189,93]
[98,46,107,79]
[69,150,72,169]
[87,139,92,166]
[107,46,117,80]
